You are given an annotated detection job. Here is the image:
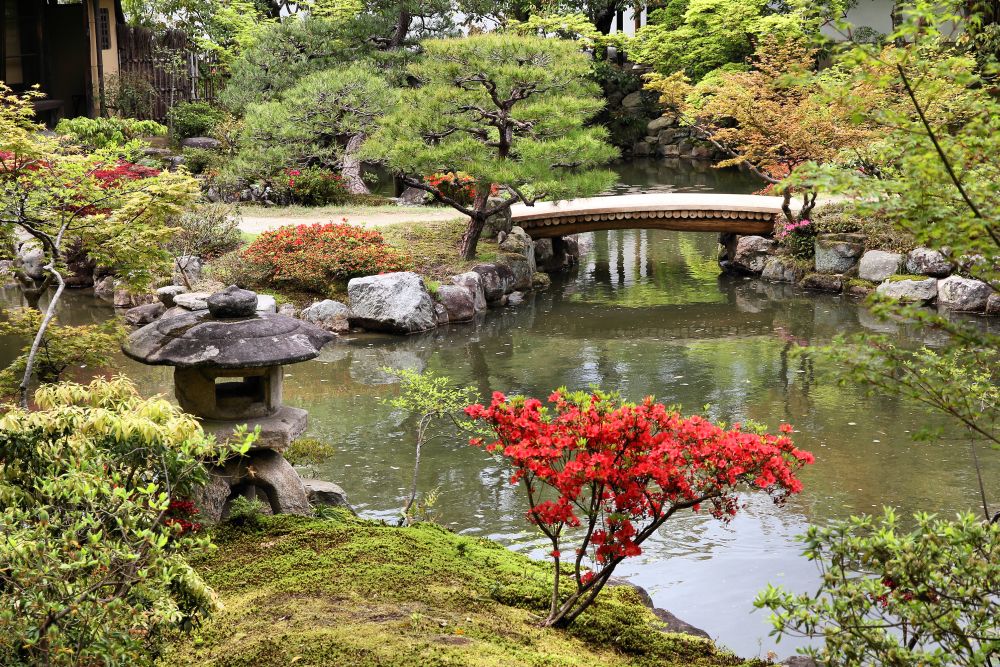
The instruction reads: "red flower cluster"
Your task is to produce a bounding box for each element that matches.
[91,161,160,188]
[424,171,499,206]
[164,498,202,535]
[243,222,411,292]
[467,391,813,569]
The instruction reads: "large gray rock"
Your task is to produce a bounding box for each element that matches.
[113,287,154,309]
[482,198,513,238]
[472,263,516,303]
[180,136,221,151]
[436,285,476,322]
[93,275,116,300]
[451,272,488,312]
[500,225,533,256]
[815,233,865,274]
[173,291,211,311]
[156,285,188,307]
[937,275,992,312]
[16,242,46,281]
[876,277,937,303]
[347,271,437,334]
[858,250,902,282]
[800,273,843,292]
[124,301,165,326]
[207,285,257,318]
[986,293,1000,317]
[647,115,673,134]
[494,253,533,291]
[173,255,203,286]
[302,478,355,514]
[300,299,351,334]
[621,91,644,109]
[906,247,953,277]
[732,236,776,274]
[761,257,806,284]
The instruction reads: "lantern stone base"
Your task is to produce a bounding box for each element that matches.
[200,405,308,452]
[196,449,312,522]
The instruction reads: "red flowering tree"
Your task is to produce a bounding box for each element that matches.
[466,388,813,628]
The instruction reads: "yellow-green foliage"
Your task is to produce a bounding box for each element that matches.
[0,307,125,398]
[161,514,763,667]
[284,437,336,468]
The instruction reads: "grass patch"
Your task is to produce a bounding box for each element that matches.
[160,514,762,667]
[381,218,500,279]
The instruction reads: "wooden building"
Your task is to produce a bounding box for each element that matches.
[1,0,124,122]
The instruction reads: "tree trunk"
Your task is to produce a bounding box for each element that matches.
[390,8,412,48]
[19,264,65,408]
[459,188,492,260]
[341,133,370,195]
[459,215,487,261]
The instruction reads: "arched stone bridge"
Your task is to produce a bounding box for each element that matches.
[510,193,784,238]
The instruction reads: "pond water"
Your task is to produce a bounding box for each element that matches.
[2,158,996,659]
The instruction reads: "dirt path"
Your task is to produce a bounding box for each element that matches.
[239,208,459,235]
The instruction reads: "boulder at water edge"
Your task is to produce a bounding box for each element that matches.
[814,233,864,274]
[473,263,516,303]
[858,250,902,282]
[348,272,437,334]
[451,272,488,312]
[906,247,953,277]
[761,257,806,284]
[301,299,351,334]
[124,302,166,326]
[732,236,775,274]
[495,252,533,291]
[937,275,992,312]
[876,277,937,303]
[436,285,476,322]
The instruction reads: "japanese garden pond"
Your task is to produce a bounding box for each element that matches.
[2,158,997,659]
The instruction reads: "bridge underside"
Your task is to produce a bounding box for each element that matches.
[514,210,776,239]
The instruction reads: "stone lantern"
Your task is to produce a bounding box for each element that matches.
[124,286,336,520]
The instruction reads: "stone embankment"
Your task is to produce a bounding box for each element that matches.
[115,225,581,337]
[727,232,998,316]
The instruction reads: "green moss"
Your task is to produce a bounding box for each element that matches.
[161,515,762,667]
[886,273,927,282]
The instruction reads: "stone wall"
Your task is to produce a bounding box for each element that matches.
[726,232,998,317]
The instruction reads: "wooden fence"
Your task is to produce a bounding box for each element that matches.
[116,26,218,122]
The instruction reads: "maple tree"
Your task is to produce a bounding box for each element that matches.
[466,388,813,627]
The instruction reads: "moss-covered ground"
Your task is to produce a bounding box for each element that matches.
[161,513,765,667]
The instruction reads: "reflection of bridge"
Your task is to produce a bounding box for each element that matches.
[510,194,783,238]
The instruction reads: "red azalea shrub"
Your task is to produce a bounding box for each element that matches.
[466,389,813,627]
[164,498,202,536]
[242,221,411,293]
[776,218,816,259]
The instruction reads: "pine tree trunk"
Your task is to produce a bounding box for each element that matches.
[341,133,370,195]
[459,216,487,261]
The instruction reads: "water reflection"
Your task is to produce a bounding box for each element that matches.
[1,213,995,659]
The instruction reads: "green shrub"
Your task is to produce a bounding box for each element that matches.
[285,437,336,468]
[55,116,167,150]
[180,146,218,174]
[167,101,227,141]
[275,167,352,206]
[811,202,915,253]
[166,203,242,260]
[104,71,158,119]
[208,249,273,289]
[0,377,245,666]
[227,496,267,529]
